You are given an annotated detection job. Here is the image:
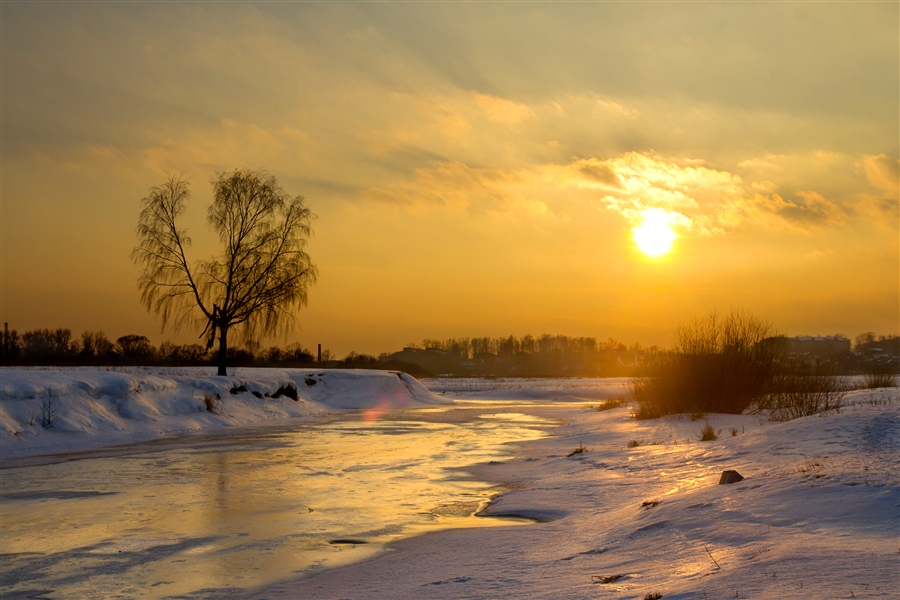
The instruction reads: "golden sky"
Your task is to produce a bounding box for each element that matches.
[1,2,898,356]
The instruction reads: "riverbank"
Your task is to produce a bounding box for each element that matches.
[0,367,445,463]
[256,387,899,600]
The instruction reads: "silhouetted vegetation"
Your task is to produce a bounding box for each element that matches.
[2,321,895,387]
[381,334,650,376]
[632,311,782,417]
[862,371,898,389]
[132,169,317,376]
[756,364,848,421]
[632,311,852,420]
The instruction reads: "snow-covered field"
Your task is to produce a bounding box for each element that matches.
[259,387,899,600]
[2,369,897,599]
[0,367,444,462]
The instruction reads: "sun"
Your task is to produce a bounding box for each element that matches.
[632,209,677,257]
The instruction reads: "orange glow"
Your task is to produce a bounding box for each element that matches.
[362,396,394,422]
[0,4,896,352]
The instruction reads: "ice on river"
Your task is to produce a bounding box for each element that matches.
[1,402,554,599]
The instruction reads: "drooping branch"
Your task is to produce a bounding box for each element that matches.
[134,169,318,376]
[132,176,212,333]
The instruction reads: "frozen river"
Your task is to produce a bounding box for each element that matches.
[0,402,556,599]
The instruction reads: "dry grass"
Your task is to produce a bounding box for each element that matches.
[594,398,626,412]
[567,442,590,457]
[698,423,718,441]
[203,393,222,414]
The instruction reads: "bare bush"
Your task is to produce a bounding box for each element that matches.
[40,393,61,428]
[632,311,782,417]
[757,367,847,421]
[862,372,898,389]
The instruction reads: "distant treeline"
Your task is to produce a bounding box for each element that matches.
[1,327,896,377]
[0,328,321,369]
[0,328,648,376]
[385,335,652,377]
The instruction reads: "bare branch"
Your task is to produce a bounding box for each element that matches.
[134,170,317,375]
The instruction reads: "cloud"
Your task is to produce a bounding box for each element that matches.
[859,154,900,198]
[723,191,849,231]
[577,161,622,187]
[852,154,900,222]
[360,161,522,214]
[354,148,889,240]
[592,153,744,235]
[469,92,534,125]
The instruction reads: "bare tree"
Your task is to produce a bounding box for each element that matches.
[133,169,317,375]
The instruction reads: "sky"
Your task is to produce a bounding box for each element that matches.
[1,1,898,357]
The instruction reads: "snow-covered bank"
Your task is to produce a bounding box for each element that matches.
[0,367,445,462]
[258,387,899,599]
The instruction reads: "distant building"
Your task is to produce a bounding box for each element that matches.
[854,337,900,358]
[783,336,851,360]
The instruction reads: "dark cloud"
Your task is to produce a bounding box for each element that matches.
[579,163,622,188]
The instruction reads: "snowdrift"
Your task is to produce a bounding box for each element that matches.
[0,367,445,461]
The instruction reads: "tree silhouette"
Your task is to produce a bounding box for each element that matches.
[133,169,317,375]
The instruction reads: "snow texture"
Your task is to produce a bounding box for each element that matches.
[0,367,445,461]
[257,386,899,600]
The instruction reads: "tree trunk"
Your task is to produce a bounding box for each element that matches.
[217,324,228,376]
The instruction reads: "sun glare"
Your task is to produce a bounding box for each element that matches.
[632,209,677,257]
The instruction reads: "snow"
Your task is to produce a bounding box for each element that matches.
[2,370,897,598]
[256,386,899,600]
[0,367,445,462]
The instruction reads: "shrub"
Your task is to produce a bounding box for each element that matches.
[862,372,898,389]
[627,440,643,448]
[643,594,663,600]
[698,423,718,441]
[40,394,61,428]
[757,365,847,421]
[631,311,782,417]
